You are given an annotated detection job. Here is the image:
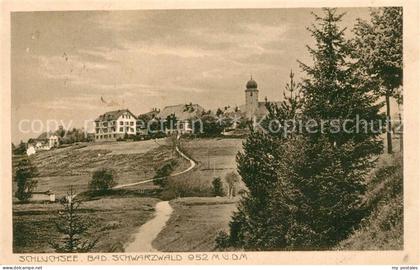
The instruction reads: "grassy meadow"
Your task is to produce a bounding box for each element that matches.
[153,197,239,252]
[12,137,244,253]
[163,137,245,198]
[12,138,191,199]
[13,135,402,253]
[13,192,159,253]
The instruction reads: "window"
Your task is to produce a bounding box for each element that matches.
[120,127,123,132]
[130,122,134,126]
[120,121,123,125]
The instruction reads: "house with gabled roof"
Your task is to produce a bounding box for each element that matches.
[136,108,160,136]
[94,109,137,141]
[157,103,206,134]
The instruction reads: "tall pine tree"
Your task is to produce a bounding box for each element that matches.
[288,8,384,248]
[299,8,383,161]
[220,8,384,251]
[351,7,403,154]
[220,72,302,250]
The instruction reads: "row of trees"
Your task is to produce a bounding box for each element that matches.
[217,7,402,250]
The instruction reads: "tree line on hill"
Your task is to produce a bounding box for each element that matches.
[217,7,402,250]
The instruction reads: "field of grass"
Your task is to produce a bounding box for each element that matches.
[153,197,239,252]
[12,138,192,199]
[32,139,169,177]
[13,192,160,253]
[166,138,244,196]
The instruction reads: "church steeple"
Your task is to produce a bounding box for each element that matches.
[246,76,258,90]
[245,76,259,119]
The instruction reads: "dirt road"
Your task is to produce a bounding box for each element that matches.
[124,201,173,252]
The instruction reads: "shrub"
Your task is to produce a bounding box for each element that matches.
[212,177,225,197]
[215,231,231,250]
[13,141,27,155]
[225,172,240,198]
[89,168,117,193]
[14,157,38,202]
[153,159,178,188]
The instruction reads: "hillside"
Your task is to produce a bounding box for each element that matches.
[153,197,239,252]
[337,152,403,250]
[12,138,190,198]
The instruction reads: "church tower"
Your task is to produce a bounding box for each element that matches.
[245,76,259,119]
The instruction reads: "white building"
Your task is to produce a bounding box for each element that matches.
[31,190,56,202]
[94,109,137,141]
[26,145,36,156]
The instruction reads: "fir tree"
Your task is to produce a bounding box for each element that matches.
[351,7,403,153]
[287,8,383,248]
[299,8,383,159]
[223,71,303,250]
[50,187,97,253]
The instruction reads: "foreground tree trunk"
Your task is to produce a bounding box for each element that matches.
[386,94,393,154]
[399,110,403,152]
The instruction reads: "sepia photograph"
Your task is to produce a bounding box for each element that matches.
[1,0,419,266]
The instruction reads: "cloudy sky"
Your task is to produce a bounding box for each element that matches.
[12,8,371,142]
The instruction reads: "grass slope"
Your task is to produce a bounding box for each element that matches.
[162,138,244,198]
[13,139,190,198]
[13,192,160,253]
[338,153,403,250]
[153,197,238,252]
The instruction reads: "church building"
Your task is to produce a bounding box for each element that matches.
[239,77,280,120]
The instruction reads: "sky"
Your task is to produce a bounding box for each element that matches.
[11,8,372,143]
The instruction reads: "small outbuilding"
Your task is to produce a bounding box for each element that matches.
[31,190,56,202]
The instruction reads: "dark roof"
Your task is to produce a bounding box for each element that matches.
[138,109,160,121]
[95,109,136,122]
[32,190,54,195]
[246,78,258,89]
[157,104,205,121]
[36,131,56,140]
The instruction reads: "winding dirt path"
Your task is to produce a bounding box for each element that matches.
[124,201,173,252]
[113,138,196,189]
[120,136,196,252]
